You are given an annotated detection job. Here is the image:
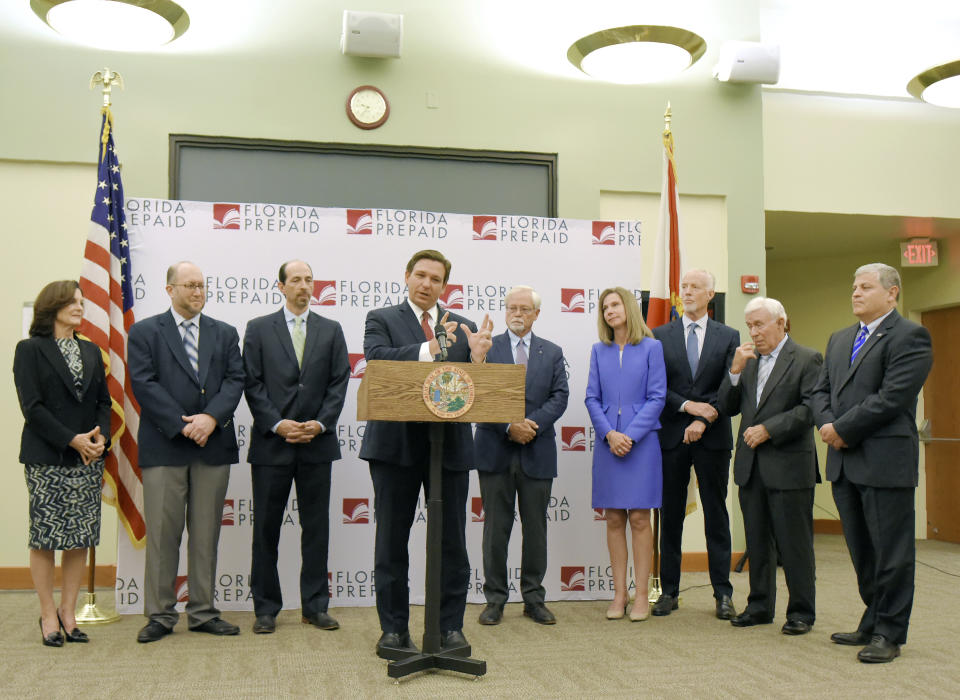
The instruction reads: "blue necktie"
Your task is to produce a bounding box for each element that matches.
[181,320,199,379]
[686,324,699,376]
[850,325,869,365]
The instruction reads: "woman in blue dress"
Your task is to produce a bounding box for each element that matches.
[585,287,666,621]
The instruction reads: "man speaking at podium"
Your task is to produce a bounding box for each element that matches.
[359,249,493,657]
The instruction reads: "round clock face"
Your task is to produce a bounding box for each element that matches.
[347,86,389,129]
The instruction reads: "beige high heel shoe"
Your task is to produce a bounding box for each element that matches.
[629,601,650,622]
[606,602,627,620]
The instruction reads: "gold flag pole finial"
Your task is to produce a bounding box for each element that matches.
[90,68,123,108]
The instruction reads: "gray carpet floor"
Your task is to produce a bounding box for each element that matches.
[1,534,958,698]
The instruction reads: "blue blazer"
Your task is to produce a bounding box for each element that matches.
[358,301,477,469]
[473,332,569,479]
[128,310,245,467]
[652,318,739,451]
[243,308,350,465]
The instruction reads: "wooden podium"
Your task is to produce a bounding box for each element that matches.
[358,359,525,680]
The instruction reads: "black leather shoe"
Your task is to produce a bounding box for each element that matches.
[782,619,812,635]
[523,602,557,625]
[57,610,89,642]
[652,594,678,616]
[39,618,64,647]
[716,595,737,620]
[137,620,172,643]
[478,603,503,625]
[440,629,469,650]
[831,630,871,646]
[730,611,773,627]
[857,635,900,663]
[301,612,339,630]
[252,615,276,634]
[376,631,419,658]
[190,617,239,636]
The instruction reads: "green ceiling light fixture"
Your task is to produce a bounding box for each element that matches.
[567,25,706,84]
[31,0,190,51]
[907,59,960,108]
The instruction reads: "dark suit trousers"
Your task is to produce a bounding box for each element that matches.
[369,460,469,634]
[250,461,332,617]
[660,443,733,598]
[478,455,552,606]
[832,473,915,645]
[739,467,816,623]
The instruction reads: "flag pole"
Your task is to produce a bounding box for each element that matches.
[76,68,124,626]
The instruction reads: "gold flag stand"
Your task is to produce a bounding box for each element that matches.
[76,67,125,626]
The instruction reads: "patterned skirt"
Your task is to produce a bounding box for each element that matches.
[24,460,103,550]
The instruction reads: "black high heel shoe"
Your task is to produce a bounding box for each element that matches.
[40,617,64,647]
[57,610,89,643]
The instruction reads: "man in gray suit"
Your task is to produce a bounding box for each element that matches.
[474,286,569,626]
[718,297,821,635]
[812,263,933,663]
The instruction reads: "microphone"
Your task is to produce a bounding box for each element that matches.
[434,321,448,361]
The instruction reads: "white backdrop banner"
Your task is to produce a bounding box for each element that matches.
[115,199,646,613]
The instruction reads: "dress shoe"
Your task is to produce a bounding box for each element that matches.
[606,603,626,620]
[137,620,172,643]
[782,619,812,635]
[478,603,503,625]
[730,611,773,627]
[523,602,557,625]
[376,631,419,657]
[252,615,276,634]
[629,602,650,622]
[716,595,737,620]
[190,617,240,636]
[440,629,469,650]
[301,612,339,630]
[652,594,678,616]
[831,630,871,646]
[57,610,89,643]
[39,618,64,647]
[857,635,900,663]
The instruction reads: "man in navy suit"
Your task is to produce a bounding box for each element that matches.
[128,261,245,643]
[243,260,350,635]
[474,286,569,626]
[651,269,739,619]
[812,263,932,663]
[359,249,493,657]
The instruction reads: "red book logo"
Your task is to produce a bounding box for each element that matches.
[221,499,235,526]
[311,280,336,306]
[470,497,485,523]
[213,203,241,230]
[561,426,586,451]
[440,284,464,310]
[592,221,616,245]
[343,498,370,524]
[175,575,189,603]
[560,566,585,592]
[593,508,606,521]
[560,289,586,313]
[349,353,367,379]
[472,215,497,241]
[346,209,373,235]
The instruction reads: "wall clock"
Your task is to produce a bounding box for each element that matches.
[346,85,389,129]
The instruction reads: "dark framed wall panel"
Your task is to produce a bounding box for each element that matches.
[169,135,557,217]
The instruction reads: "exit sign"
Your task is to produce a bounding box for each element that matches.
[900,238,939,267]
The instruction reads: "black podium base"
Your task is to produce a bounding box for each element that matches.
[387,650,486,680]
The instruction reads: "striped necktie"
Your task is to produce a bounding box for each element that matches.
[850,325,869,365]
[181,320,199,379]
[756,354,774,405]
[292,316,305,368]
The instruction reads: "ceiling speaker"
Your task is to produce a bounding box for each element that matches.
[713,41,780,84]
[341,11,403,58]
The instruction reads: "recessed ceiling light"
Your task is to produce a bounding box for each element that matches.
[567,25,706,84]
[31,0,189,51]
[907,59,960,108]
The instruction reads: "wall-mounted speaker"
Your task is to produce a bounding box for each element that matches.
[713,41,780,84]
[341,11,403,58]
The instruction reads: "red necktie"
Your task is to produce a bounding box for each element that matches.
[421,312,434,340]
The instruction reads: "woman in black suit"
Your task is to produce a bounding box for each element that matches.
[14,281,111,646]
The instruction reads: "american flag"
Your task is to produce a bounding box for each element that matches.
[79,108,145,546]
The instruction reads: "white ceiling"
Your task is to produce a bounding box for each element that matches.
[3,0,958,99]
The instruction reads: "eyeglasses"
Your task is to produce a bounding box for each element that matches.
[172,283,206,291]
[506,305,535,315]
